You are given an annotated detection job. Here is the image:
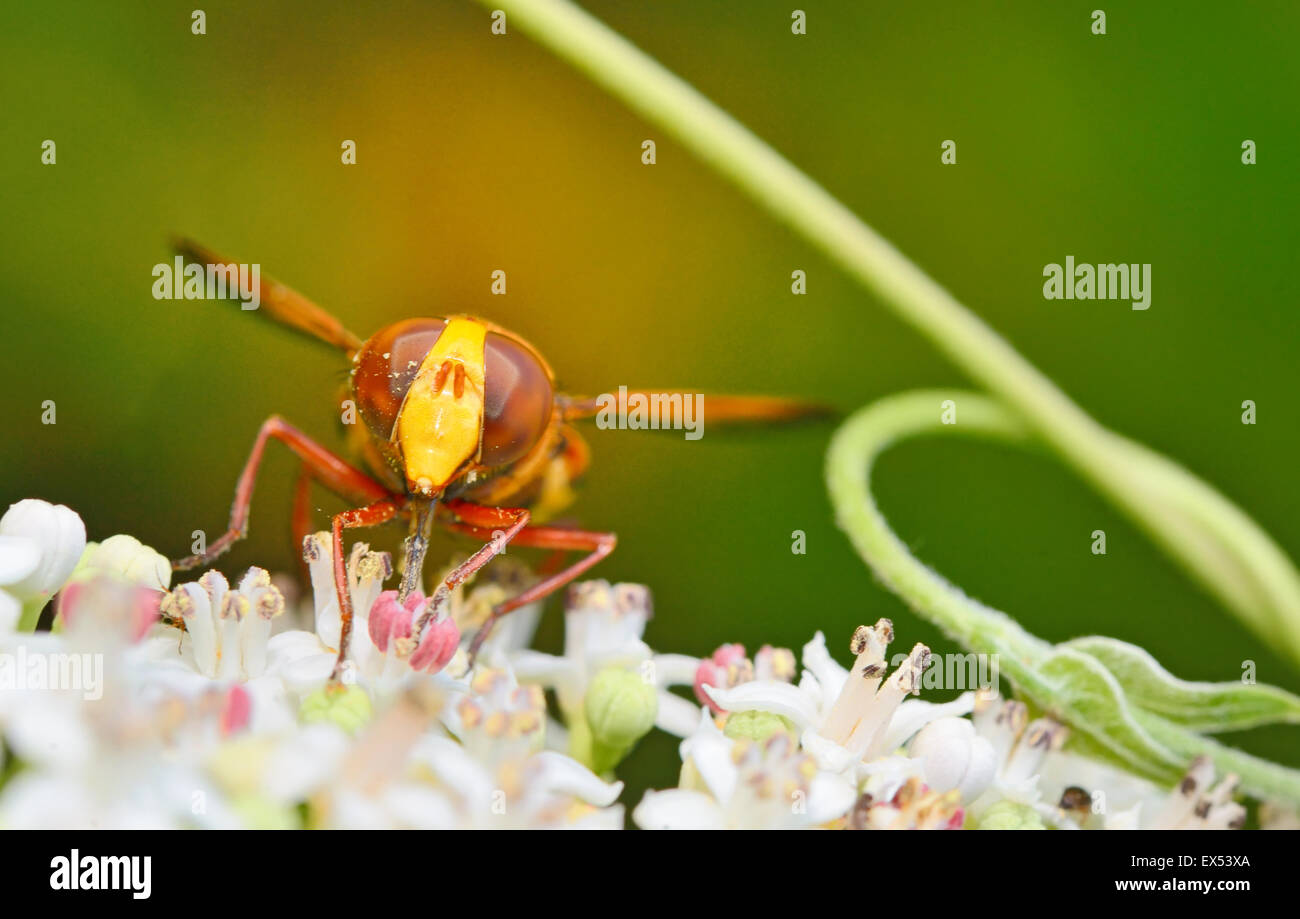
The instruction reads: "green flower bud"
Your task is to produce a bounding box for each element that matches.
[300,685,372,734]
[583,667,658,773]
[723,710,796,742]
[977,799,1046,830]
[70,535,171,591]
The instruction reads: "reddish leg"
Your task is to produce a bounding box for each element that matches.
[330,499,402,681]
[174,415,393,571]
[415,500,532,636]
[444,511,617,662]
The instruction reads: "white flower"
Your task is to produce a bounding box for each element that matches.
[703,622,968,777]
[0,606,243,828]
[509,580,700,740]
[0,499,86,630]
[846,774,967,829]
[280,533,491,699]
[141,568,309,732]
[634,710,856,829]
[963,691,1069,821]
[268,533,396,695]
[319,677,623,829]
[1036,750,1246,830]
[329,736,624,829]
[692,642,797,713]
[155,569,286,681]
[908,715,998,801]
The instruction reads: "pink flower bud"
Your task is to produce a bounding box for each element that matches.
[410,616,460,674]
[368,590,423,652]
[693,643,748,713]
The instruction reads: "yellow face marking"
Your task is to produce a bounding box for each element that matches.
[394,317,487,495]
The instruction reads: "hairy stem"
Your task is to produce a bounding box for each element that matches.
[827,390,1300,803]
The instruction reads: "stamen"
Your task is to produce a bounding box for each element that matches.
[820,619,893,744]
[854,643,930,760]
[973,696,1028,766]
[1152,756,1216,828]
[1003,718,1067,785]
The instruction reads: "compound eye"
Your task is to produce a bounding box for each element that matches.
[352,318,447,439]
[482,331,553,466]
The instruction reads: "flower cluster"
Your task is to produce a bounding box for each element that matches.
[0,498,1271,829]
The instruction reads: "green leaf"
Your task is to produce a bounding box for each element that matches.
[1064,636,1300,732]
[1034,647,1185,784]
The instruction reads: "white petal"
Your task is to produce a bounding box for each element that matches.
[0,537,41,589]
[652,653,699,687]
[587,640,652,675]
[857,753,924,802]
[959,736,998,801]
[274,650,337,696]
[264,724,350,802]
[6,697,92,769]
[507,649,573,686]
[329,789,393,829]
[382,785,458,829]
[907,716,995,801]
[1034,748,1161,816]
[1106,803,1142,830]
[633,789,726,830]
[242,675,296,733]
[570,804,626,830]
[178,582,218,677]
[877,692,977,753]
[702,679,819,728]
[0,773,95,828]
[239,612,273,679]
[654,691,701,738]
[0,589,20,632]
[531,751,624,806]
[801,631,848,701]
[266,629,331,667]
[412,736,495,805]
[800,729,858,775]
[680,711,737,804]
[807,771,859,824]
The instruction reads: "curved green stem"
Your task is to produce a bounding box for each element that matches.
[827,390,1300,803]
[481,0,1300,665]
[825,391,1046,664]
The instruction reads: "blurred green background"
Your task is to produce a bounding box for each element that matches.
[3,0,1298,797]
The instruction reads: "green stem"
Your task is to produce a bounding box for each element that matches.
[825,390,1047,665]
[16,598,45,633]
[827,390,1300,803]
[480,0,1300,664]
